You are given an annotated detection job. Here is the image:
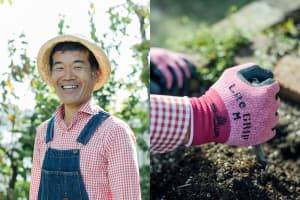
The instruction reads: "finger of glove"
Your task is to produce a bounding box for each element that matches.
[173,66,184,88]
[269,96,280,131]
[262,80,280,99]
[271,97,281,113]
[166,60,184,88]
[157,64,174,89]
[237,65,275,86]
[150,61,167,91]
[231,64,280,100]
[175,59,191,78]
[225,63,258,74]
[256,88,280,145]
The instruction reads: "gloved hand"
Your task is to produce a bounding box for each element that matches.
[189,63,280,146]
[150,48,191,90]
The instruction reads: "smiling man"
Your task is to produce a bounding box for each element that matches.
[29,35,141,200]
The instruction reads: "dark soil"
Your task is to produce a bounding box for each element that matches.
[151,6,300,199]
[150,99,300,200]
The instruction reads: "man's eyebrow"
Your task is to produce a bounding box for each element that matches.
[73,60,85,64]
[53,60,85,66]
[53,61,63,66]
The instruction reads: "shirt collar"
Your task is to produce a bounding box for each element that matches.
[53,98,101,119]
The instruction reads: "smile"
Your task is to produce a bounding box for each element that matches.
[61,85,79,90]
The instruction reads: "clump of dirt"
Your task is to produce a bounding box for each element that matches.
[151,99,300,200]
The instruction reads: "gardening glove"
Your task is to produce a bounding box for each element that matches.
[189,63,280,146]
[151,59,197,96]
[150,48,191,90]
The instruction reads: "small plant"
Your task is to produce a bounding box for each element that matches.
[257,18,299,69]
[168,25,249,90]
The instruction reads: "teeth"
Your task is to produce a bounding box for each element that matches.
[62,85,78,89]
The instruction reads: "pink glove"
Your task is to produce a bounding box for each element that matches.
[150,48,191,89]
[189,63,280,146]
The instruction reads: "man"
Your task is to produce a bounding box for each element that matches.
[30,34,141,200]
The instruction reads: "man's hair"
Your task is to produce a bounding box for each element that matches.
[49,42,99,72]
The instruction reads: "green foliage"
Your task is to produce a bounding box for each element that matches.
[168,25,248,89]
[0,0,12,5]
[102,1,150,199]
[0,33,34,199]
[57,14,70,35]
[125,0,150,90]
[278,18,298,37]
[164,11,299,91]
[139,164,150,200]
[256,19,299,69]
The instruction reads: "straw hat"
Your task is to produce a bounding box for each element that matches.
[37,34,111,91]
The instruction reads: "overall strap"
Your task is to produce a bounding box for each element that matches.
[46,117,55,144]
[77,111,110,145]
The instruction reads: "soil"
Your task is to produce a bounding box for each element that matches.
[150,10,300,199]
[150,98,300,200]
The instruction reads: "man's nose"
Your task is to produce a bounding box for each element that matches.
[63,68,75,80]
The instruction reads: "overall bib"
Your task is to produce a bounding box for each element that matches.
[38,111,110,200]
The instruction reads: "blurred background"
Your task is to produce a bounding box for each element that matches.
[151,0,252,48]
[151,0,300,199]
[0,0,149,199]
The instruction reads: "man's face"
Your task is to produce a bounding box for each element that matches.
[50,50,99,108]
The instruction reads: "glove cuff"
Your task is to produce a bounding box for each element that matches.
[189,88,231,145]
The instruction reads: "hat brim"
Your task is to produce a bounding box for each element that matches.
[37,34,111,91]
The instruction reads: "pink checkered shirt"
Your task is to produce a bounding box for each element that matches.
[150,95,191,154]
[29,99,141,200]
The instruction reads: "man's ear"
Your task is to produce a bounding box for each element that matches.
[92,70,101,83]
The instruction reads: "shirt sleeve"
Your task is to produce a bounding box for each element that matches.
[29,126,42,200]
[107,120,141,200]
[150,94,191,154]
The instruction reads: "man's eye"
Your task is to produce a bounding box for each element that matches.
[54,67,64,70]
[74,66,83,69]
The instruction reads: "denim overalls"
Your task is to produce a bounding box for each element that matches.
[38,111,110,200]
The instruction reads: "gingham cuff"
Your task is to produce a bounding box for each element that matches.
[150,95,190,154]
[184,96,194,147]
